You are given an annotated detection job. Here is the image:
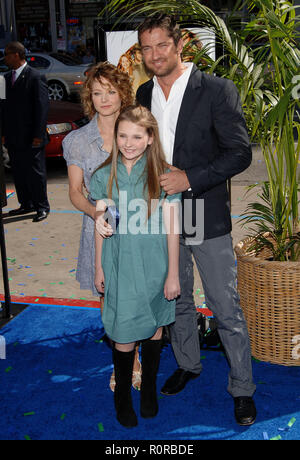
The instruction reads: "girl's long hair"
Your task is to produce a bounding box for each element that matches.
[99,104,167,218]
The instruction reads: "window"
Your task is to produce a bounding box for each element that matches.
[26,55,50,69]
[49,52,82,66]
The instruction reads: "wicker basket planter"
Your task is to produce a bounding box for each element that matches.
[234,236,300,366]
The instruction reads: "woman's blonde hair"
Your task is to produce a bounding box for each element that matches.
[99,104,167,219]
[81,61,135,119]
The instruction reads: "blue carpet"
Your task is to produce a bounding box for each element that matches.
[0,304,299,441]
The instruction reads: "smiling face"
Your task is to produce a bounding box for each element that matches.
[139,27,183,78]
[91,77,122,117]
[117,120,153,168]
[120,55,130,71]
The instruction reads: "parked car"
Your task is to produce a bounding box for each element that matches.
[0,52,89,100]
[2,100,89,165]
[46,100,88,157]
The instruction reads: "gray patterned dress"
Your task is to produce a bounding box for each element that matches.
[62,114,109,296]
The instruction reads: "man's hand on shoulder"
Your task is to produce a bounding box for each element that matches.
[159,165,191,195]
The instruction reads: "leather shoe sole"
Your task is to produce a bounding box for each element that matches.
[161,368,200,396]
[32,211,49,222]
[234,397,256,426]
[8,207,35,216]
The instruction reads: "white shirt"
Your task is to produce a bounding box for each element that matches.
[151,62,193,165]
[14,61,27,81]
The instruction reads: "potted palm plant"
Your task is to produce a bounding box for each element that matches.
[101,0,300,365]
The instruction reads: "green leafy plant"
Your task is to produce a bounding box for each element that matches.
[102,0,300,260]
[239,182,300,260]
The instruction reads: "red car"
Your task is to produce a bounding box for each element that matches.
[46,100,88,157]
[1,100,88,166]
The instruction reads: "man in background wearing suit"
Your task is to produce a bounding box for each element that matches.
[2,41,50,222]
[136,14,256,426]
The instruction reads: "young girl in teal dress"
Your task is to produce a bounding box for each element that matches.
[90,104,181,428]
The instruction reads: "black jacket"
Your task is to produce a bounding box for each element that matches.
[136,65,252,240]
[2,65,49,148]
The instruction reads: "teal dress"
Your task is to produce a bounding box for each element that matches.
[90,154,181,343]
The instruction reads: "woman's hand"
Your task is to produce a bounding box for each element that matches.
[95,266,105,294]
[164,275,180,301]
[94,200,113,238]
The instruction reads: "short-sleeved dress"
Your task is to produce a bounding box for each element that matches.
[90,154,181,343]
[62,114,109,296]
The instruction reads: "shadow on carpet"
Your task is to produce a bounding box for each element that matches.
[0,304,299,440]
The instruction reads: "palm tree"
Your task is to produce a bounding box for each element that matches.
[102,0,300,260]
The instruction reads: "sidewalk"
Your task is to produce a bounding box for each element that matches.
[0,147,268,306]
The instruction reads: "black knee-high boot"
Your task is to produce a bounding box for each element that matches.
[140,339,162,418]
[113,348,138,428]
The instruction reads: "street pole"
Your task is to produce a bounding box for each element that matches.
[0,208,12,320]
[49,0,58,52]
[0,90,12,320]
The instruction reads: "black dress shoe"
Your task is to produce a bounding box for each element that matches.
[234,397,256,426]
[32,211,49,222]
[8,206,35,216]
[161,368,200,395]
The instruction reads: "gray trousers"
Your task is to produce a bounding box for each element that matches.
[168,233,256,398]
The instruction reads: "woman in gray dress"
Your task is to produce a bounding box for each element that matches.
[62,62,140,390]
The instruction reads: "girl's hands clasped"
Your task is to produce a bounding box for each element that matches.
[95,208,113,238]
[164,275,180,301]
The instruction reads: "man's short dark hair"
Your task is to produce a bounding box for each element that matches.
[5,41,26,60]
[138,13,182,46]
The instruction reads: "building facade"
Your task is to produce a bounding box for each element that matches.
[1,0,244,54]
[1,0,107,52]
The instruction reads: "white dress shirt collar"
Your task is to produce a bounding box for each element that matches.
[152,62,193,94]
[151,62,193,165]
[14,61,27,80]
